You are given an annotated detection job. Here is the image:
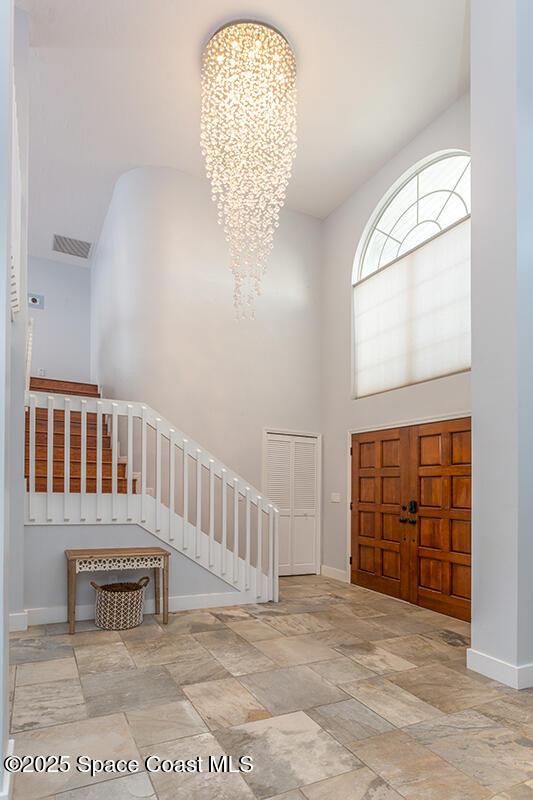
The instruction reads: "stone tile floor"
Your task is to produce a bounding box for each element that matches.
[8,576,533,800]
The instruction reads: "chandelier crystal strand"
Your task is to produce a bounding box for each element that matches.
[201,22,297,318]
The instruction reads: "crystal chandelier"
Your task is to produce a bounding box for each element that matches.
[201,21,297,318]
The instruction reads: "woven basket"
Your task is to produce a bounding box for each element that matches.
[91,576,149,630]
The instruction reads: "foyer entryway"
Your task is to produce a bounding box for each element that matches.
[350,418,471,621]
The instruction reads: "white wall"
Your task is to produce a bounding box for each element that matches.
[467,0,533,688]
[9,8,29,624]
[91,167,322,491]
[320,93,471,572]
[28,256,90,382]
[23,524,236,626]
[2,0,15,788]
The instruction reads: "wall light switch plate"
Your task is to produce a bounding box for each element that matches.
[28,293,44,310]
[330,492,341,503]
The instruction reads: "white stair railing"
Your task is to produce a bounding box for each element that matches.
[24,391,279,603]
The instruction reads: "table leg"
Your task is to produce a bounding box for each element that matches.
[162,555,169,625]
[68,561,76,634]
[154,566,161,617]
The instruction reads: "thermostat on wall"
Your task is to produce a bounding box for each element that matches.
[27,293,44,310]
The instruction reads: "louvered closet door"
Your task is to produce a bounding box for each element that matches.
[266,435,292,574]
[266,433,319,575]
[292,437,318,573]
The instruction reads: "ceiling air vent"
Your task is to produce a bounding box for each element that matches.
[52,234,92,260]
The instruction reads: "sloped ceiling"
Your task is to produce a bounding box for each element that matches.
[18,0,470,262]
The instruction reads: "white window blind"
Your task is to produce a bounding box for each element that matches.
[353,217,471,398]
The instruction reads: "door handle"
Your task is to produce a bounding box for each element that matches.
[408,500,418,514]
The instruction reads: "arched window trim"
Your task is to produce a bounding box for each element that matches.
[352,148,471,286]
[354,213,470,291]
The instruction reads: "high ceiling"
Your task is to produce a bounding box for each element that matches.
[19,0,470,264]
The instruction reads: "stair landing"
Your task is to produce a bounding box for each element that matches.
[29,377,100,398]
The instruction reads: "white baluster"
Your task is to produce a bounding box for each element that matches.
[256,497,263,599]
[127,404,133,520]
[111,402,118,521]
[195,449,202,558]
[141,406,147,523]
[155,418,161,532]
[233,478,239,585]
[63,398,70,521]
[169,429,176,542]
[245,487,251,590]
[46,395,54,521]
[80,399,87,521]
[209,459,215,567]
[183,439,189,550]
[268,504,274,601]
[221,468,227,575]
[96,400,103,520]
[273,507,280,602]
[28,394,36,521]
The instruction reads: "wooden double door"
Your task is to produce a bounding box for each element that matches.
[351,418,471,621]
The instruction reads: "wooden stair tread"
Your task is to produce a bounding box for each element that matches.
[27,420,100,433]
[31,433,111,447]
[24,458,128,477]
[25,446,113,462]
[30,410,102,422]
[29,477,136,493]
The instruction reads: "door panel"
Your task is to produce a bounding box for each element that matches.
[266,436,292,575]
[351,417,471,621]
[350,427,410,599]
[293,515,316,573]
[266,437,291,511]
[409,418,471,620]
[291,436,318,574]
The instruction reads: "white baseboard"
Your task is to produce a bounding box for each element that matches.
[10,589,265,630]
[321,564,350,583]
[0,739,14,799]
[467,647,533,689]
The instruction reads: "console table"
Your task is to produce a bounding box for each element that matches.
[65,546,170,634]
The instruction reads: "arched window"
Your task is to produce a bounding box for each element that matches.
[353,150,471,398]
